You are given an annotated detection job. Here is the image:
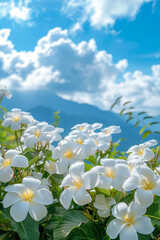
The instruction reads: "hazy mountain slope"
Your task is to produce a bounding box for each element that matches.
[3,90,160,151]
[28,105,142,151]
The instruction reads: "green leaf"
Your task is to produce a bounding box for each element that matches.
[138,233,151,240]
[126,117,133,123]
[120,108,126,115]
[135,120,140,128]
[146,202,160,230]
[138,111,147,116]
[65,227,87,240]
[148,122,160,126]
[139,126,147,135]
[53,210,88,240]
[119,192,134,204]
[0,206,40,240]
[143,116,153,120]
[66,222,106,240]
[154,131,160,134]
[110,96,122,110]
[142,130,152,139]
[10,215,40,240]
[123,101,131,106]
[28,156,40,167]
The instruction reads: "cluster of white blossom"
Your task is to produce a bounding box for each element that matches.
[0,86,159,239]
[0,85,12,100]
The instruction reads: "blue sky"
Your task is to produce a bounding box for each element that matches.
[0,0,160,115]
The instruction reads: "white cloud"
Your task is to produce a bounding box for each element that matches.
[62,0,153,30]
[0,28,160,115]
[0,0,32,23]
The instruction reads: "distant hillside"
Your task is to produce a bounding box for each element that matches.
[28,105,144,151]
[3,89,160,151]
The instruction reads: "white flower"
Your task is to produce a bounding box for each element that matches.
[0,86,12,99]
[60,161,99,209]
[65,132,96,158]
[70,123,103,135]
[106,201,154,240]
[86,133,110,152]
[101,126,121,142]
[2,108,32,131]
[22,122,63,148]
[123,165,160,208]
[44,160,67,174]
[32,172,51,189]
[0,150,28,182]
[127,139,157,162]
[52,141,84,172]
[93,194,116,218]
[94,158,130,191]
[3,177,53,222]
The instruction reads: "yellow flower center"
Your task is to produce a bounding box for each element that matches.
[73,178,83,189]
[105,130,110,135]
[76,138,83,145]
[79,126,84,131]
[3,158,11,167]
[105,168,115,179]
[64,150,74,159]
[34,130,41,139]
[20,189,34,202]
[141,177,156,190]
[48,164,55,170]
[124,214,134,225]
[138,148,144,155]
[13,115,20,122]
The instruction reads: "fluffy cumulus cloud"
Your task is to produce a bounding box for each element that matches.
[0,0,32,23]
[62,0,153,30]
[0,27,127,93]
[0,28,160,115]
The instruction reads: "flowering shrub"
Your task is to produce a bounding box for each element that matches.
[0,88,160,240]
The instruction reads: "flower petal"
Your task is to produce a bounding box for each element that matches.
[4,184,25,193]
[0,167,13,183]
[10,200,29,222]
[100,159,115,168]
[22,177,41,192]
[120,225,138,240]
[97,209,110,218]
[112,175,126,191]
[123,176,140,192]
[5,150,20,160]
[11,155,28,168]
[82,169,99,189]
[137,165,155,182]
[106,219,125,239]
[73,187,92,205]
[115,164,130,178]
[60,174,73,187]
[134,216,154,234]
[93,194,107,210]
[60,187,75,209]
[24,136,37,148]
[152,180,160,196]
[69,161,84,179]
[29,201,47,221]
[97,175,112,189]
[3,192,21,208]
[127,201,146,219]
[134,188,153,208]
[143,149,154,161]
[112,202,128,220]
[34,188,53,205]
